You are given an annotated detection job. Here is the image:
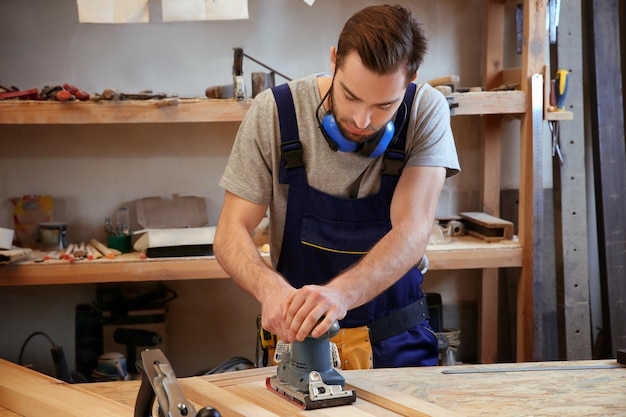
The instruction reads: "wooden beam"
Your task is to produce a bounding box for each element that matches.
[477,0,508,364]
[517,0,548,362]
[586,0,626,356]
[552,0,592,360]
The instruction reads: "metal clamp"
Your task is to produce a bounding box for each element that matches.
[135,349,221,417]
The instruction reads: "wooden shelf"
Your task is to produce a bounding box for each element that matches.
[450,90,526,116]
[0,98,253,124]
[0,253,233,286]
[0,91,525,125]
[426,236,522,269]
[0,236,521,287]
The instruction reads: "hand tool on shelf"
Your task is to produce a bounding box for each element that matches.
[135,348,221,417]
[266,320,357,410]
[554,68,569,111]
[101,88,119,100]
[99,88,171,101]
[116,207,130,236]
[0,87,39,100]
[229,48,292,100]
[120,91,168,100]
[63,83,90,101]
[39,85,74,101]
[232,47,245,100]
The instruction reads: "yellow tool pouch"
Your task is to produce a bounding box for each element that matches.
[330,326,373,370]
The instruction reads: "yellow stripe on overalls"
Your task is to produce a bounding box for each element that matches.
[301,241,368,255]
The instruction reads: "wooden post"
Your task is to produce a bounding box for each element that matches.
[552,0,593,360]
[479,0,507,364]
[586,0,626,356]
[518,0,548,362]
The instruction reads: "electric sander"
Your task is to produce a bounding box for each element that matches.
[266,321,357,410]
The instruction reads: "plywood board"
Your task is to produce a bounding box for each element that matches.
[180,376,459,417]
[349,360,626,417]
[41,361,626,417]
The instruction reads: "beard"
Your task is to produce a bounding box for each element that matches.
[335,119,380,144]
[331,96,385,145]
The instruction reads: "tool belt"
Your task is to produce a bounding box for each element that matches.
[331,297,429,370]
[265,297,430,370]
[331,326,373,370]
[368,297,430,345]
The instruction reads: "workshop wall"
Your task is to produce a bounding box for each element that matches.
[1,0,492,376]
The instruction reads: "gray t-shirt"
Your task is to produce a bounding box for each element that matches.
[220,74,460,266]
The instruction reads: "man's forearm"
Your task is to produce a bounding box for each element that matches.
[327,220,430,310]
[214,226,288,304]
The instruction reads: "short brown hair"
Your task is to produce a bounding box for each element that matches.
[335,4,428,83]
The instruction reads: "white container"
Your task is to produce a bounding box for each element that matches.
[0,227,14,250]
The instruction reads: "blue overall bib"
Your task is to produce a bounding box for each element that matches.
[272,83,438,368]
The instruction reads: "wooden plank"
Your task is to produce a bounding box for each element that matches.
[552,0,592,360]
[449,91,525,115]
[0,359,132,417]
[232,380,407,417]
[517,0,548,362]
[192,371,462,417]
[0,99,252,124]
[181,377,279,417]
[586,0,626,356]
[459,212,514,242]
[346,377,464,417]
[202,366,276,387]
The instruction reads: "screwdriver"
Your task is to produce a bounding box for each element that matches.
[554,69,569,111]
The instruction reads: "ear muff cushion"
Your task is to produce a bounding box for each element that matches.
[321,113,358,152]
[322,113,396,157]
[368,122,395,158]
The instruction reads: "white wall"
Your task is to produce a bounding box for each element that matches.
[0,0,488,376]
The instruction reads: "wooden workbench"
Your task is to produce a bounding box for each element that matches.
[1,358,624,416]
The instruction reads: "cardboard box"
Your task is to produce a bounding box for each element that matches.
[133,195,214,257]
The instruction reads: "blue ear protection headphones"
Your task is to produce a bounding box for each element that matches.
[315,83,407,158]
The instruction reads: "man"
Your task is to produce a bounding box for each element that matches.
[214,4,460,368]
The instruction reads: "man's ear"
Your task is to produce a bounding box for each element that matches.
[330,46,337,73]
[410,71,418,83]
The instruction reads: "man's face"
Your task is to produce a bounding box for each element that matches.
[331,51,408,144]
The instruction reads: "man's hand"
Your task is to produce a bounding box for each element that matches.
[259,284,296,342]
[282,284,348,342]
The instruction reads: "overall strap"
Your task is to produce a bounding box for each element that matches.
[382,82,418,177]
[272,84,306,185]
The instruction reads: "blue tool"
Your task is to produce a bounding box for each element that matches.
[554,69,569,111]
